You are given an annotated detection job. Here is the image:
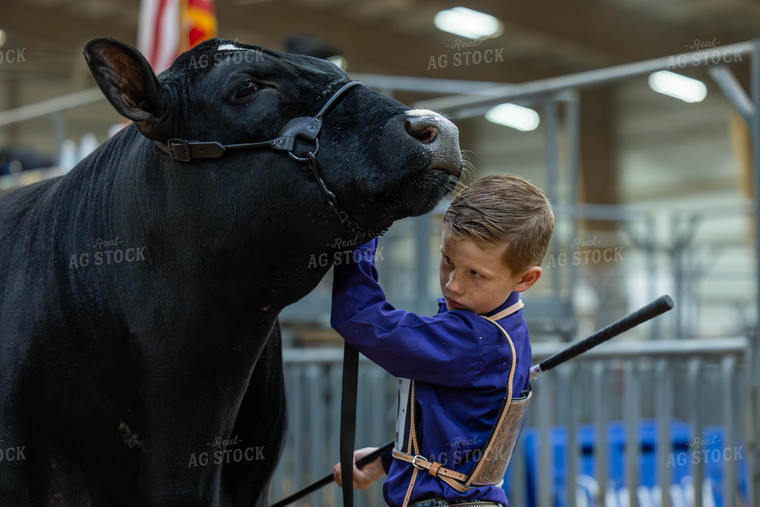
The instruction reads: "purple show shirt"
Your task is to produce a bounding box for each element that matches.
[331,238,532,507]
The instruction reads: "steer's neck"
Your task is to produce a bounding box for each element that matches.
[107,127,349,317]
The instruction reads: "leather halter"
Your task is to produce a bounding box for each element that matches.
[154,80,387,241]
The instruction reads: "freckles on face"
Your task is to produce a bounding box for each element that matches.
[438,225,519,315]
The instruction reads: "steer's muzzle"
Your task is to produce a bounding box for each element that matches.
[404,109,462,177]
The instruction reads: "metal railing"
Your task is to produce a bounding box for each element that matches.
[270,339,749,507]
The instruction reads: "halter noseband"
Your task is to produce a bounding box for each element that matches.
[154,80,387,241]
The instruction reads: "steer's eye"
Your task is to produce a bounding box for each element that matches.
[233,82,259,102]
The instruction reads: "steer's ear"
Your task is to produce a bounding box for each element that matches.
[84,37,170,140]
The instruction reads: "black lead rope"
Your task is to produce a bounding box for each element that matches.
[339,341,360,507]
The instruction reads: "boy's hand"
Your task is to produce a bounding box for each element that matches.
[332,446,385,490]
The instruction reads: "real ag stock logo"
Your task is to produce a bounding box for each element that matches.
[667,435,744,468]
[187,435,265,468]
[427,39,504,71]
[188,49,264,70]
[0,48,26,64]
[69,236,147,269]
[545,236,623,269]
[0,437,26,463]
[668,38,744,69]
[307,237,385,269]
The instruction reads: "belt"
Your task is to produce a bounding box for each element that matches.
[392,450,470,493]
[409,500,502,507]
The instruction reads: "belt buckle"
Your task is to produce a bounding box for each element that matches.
[411,454,429,470]
[167,138,192,162]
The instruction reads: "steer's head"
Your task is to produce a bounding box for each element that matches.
[84,38,461,292]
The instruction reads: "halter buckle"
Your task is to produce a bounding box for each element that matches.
[411,454,429,470]
[166,138,192,162]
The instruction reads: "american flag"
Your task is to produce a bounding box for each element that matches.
[137,0,217,73]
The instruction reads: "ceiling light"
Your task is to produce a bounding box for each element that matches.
[434,7,503,40]
[485,103,540,131]
[648,71,707,103]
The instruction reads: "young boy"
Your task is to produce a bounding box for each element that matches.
[330,174,554,507]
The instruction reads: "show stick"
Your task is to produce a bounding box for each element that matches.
[529,294,674,380]
[271,441,395,507]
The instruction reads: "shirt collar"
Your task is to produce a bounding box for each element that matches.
[436,291,521,318]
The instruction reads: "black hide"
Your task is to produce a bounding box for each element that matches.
[0,37,461,506]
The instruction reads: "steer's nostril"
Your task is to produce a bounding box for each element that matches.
[417,127,438,144]
[404,117,439,144]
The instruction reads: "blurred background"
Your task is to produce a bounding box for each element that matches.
[1,0,759,506]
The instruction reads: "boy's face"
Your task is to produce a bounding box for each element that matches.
[438,224,539,315]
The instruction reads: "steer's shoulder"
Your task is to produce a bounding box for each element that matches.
[0,176,62,217]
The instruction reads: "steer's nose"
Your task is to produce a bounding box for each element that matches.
[403,109,462,177]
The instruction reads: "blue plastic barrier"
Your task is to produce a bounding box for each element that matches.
[504,420,748,506]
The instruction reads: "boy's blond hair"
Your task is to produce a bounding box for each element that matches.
[443,175,554,273]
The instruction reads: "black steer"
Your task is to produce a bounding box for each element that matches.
[0,37,461,506]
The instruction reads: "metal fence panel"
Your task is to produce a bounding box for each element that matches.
[269,339,748,507]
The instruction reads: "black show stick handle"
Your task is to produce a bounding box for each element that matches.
[356,441,395,467]
[271,441,394,507]
[535,295,674,376]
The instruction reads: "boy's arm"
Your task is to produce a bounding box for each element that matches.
[331,239,489,387]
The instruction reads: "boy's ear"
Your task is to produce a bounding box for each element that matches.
[84,37,170,140]
[513,266,542,293]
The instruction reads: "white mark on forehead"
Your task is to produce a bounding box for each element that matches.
[217,43,245,51]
